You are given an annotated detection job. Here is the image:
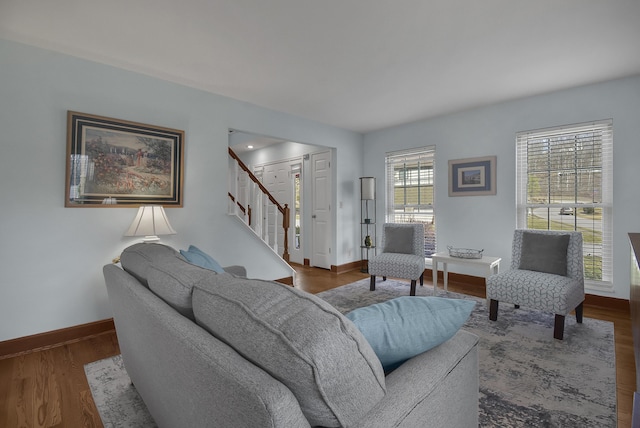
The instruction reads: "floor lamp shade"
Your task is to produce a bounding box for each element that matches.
[360,177,376,200]
[124,205,176,242]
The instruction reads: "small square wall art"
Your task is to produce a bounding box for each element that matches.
[448,155,496,197]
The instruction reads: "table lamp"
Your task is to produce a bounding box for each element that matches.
[124,205,176,242]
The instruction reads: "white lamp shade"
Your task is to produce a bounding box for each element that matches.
[360,177,376,200]
[124,205,176,241]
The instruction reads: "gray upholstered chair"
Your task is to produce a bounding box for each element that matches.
[486,229,585,340]
[369,223,425,296]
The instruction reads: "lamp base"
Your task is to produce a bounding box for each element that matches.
[142,235,160,243]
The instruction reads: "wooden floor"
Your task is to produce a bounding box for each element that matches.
[0,266,634,427]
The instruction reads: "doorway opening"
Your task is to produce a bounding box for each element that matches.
[229,130,333,268]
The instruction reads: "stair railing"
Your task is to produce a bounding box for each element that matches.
[228,147,290,261]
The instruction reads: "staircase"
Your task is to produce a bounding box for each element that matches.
[228,147,292,264]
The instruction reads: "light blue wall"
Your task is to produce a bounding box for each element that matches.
[364,75,640,299]
[0,39,363,341]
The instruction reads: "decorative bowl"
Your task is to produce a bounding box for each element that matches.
[447,246,483,259]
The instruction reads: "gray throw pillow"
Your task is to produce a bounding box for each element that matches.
[192,278,386,427]
[383,226,414,254]
[519,232,570,276]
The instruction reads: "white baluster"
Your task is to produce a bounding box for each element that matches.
[272,203,278,253]
[263,194,269,243]
[239,170,248,224]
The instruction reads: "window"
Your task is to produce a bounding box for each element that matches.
[385,146,436,256]
[516,120,613,288]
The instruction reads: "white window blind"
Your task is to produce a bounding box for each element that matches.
[385,146,436,256]
[516,119,613,288]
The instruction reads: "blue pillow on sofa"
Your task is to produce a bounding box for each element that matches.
[180,245,225,273]
[346,296,475,371]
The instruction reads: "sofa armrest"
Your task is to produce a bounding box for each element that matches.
[223,265,247,277]
[352,329,479,428]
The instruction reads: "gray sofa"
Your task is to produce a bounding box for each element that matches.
[103,243,479,428]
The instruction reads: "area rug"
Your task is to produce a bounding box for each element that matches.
[318,278,617,428]
[84,354,157,428]
[85,278,616,428]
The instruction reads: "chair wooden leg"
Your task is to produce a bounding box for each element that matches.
[410,280,416,296]
[382,276,387,281]
[554,314,565,340]
[489,299,498,321]
[419,272,424,286]
[575,302,584,323]
[370,275,376,291]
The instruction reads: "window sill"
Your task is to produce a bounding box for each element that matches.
[585,280,614,293]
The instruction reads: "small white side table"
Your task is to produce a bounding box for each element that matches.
[431,252,502,294]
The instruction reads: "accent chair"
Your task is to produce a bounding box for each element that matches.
[486,229,585,340]
[368,223,426,296]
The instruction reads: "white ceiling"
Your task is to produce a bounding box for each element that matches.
[2,0,639,133]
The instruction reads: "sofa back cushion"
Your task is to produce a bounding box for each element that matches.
[121,243,230,320]
[147,262,229,320]
[120,243,186,287]
[192,278,386,428]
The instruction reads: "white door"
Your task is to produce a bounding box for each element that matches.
[311,151,332,269]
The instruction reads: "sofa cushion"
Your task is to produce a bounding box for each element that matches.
[346,296,475,372]
[180,245,225,273]
[120,243,186,287]
[192,278,386,428]
[383,226,414,254]
[147,261,230,320]
[519,232,570,276]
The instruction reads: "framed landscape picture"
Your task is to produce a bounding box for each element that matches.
[448,155,496,197]
[65,111,184,207]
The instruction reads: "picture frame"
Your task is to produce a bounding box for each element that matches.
[65,111,184,207]
[448,155,496,196]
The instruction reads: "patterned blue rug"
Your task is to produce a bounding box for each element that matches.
[85,278,616,427]
[318,278,617,428]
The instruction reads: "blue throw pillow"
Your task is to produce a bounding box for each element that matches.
[346,296,475,371]
[180,245,225,273]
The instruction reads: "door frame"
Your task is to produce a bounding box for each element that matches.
[310,150,332,269]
